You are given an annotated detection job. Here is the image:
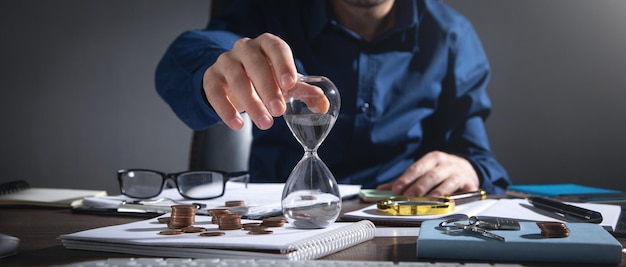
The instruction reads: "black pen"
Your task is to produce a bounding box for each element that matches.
[528,196,603,224]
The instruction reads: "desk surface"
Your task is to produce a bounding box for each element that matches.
[0,199,624,267]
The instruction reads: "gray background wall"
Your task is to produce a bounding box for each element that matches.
[0,0,624,195]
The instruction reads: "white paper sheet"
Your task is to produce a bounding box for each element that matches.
[343,198,621,231]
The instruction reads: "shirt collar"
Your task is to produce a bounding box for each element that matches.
[307,0,419,49]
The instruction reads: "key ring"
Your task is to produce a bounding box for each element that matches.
[438,215,472,230]
[437,216,507,241]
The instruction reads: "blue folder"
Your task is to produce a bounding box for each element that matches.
[506,183,622,198]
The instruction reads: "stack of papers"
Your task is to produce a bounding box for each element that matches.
[343,198,621,231]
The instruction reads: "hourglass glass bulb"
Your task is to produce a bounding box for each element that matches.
[283,76,339,151]
[281,75,342,229]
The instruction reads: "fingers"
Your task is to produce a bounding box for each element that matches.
[390,152,439,196]
[202,33,297,130]
[203,67,245,130]
[258,33,297,90]
[286,82,330,114]
[376,182,393,190]
[241,34,296,116]
[390,151,479,197]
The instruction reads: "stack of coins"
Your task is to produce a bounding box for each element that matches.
[207,208,232,224]
[260,217,287,228]
[242,222,273,235]
[217,214,243,230]
[224,200,245,207]
[536,221,570,238]
[168,204,196,229]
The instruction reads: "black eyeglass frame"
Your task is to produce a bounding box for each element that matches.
[117,169,249,200]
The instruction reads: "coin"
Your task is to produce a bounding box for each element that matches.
[225,200,245,207]
[208,208,232,224]
[207,208,232,215]
[536,222,570,238]
[300,195,317,200]
[540,231,570,238]
[157,217,171,224]
[200,231,226,237]
[242,223,262,230]
[261,217,287,227]
[158,229,183,235]
[181,226,207,233]
[248,229,273,235]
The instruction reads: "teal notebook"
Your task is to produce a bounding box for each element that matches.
[506,184,622,199]
[417,220,622,265]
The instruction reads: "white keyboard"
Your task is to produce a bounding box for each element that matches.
[57,258,523,267]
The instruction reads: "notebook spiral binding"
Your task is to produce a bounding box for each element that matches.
[284,220,376,260]
[0,180,30,195]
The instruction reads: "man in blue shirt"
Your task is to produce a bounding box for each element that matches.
[156,0,511,196]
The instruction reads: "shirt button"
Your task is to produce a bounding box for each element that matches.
[361,102,370,112]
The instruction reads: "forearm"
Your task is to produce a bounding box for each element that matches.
[155,30,241,130]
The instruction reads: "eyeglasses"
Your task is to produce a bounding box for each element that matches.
[117,169,249,200]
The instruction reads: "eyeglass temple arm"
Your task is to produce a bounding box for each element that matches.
[229,172,250,188]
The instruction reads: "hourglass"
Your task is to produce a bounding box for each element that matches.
[281,75,341,229]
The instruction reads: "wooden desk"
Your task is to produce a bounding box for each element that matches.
[0,199,624,267]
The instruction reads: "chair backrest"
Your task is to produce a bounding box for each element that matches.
[188,0,250,173]
[188,113,252,172]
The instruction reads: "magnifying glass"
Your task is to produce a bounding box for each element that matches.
[376,190,486,216]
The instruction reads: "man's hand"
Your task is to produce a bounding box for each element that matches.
[202,33,298,130]
[376,151,479,197]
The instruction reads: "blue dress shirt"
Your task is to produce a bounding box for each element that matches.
[155,0,511,194]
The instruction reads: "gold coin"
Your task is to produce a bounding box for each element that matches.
[200,231,226,237]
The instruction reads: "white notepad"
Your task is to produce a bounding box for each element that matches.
[60,215,375,260]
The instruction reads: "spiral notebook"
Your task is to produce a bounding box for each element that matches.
[60,215,376,260]
[0,180,107,207]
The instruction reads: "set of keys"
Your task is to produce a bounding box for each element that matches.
[438,216,521,241]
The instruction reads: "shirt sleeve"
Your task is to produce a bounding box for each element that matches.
[155,29,243,130]
[443,20,511,194]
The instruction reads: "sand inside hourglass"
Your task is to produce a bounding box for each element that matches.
[282,190,341,229]
[283,113,336,150]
